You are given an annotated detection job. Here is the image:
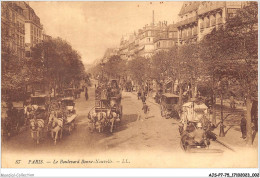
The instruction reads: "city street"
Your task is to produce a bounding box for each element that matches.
[2,81,257,168]
[2,81,182,155]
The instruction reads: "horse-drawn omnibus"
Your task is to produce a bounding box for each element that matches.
[88,79,122,133]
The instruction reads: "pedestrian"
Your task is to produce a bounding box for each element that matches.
[240,114,247,139]
[141,92,146,103]
[142,102,149,119]
[230,95,235,109]
[85,86,88,101]
[137,87,141,100]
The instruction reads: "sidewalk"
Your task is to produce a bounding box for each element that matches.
[131,91,258,150]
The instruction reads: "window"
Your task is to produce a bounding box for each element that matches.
[174,32,177,38]
[162,41,166,47]
[192,26,198,35]
[205,17,210,28]
[168,41,173,47]
[188,28,192,37]
[169,32,173,38]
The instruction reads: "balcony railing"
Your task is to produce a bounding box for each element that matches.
[198,2,226,15]
[176,16,197,27]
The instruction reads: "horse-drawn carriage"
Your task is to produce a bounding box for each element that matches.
[160,93,180,119]
[31,95,49,111]
[179,99,217,152]
[1,101,25,138]
[29,95,77,145]
[88,79,122,133]
[63,88,76,99]
[60,97,77,134]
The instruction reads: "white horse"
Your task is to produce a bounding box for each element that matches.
[88,110,97,132]
[107,109,120,133]
[96,112,107,133]
[48,112,63,145]
[30,118,44,144]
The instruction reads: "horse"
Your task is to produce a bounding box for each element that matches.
[107,109,121,133]
[30,118,45,144]
[96,112,107,133]
[88,110,97,132]
[48,112,63,145]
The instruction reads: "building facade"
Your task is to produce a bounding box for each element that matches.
[198,1,242,41]
[42,32,52,41]
[1,1,26,59]
[117,21,178,60]
[20,2,43,57]
[177,1,243,44]
[176,1,200,45]
[154,22,178,53]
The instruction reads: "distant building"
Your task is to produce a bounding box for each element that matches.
[1,1,26,59]
[119,34,131,60]
[103,48,119,62]
[42,32,52,41]
[154,22,178,53]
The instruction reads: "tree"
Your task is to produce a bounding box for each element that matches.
[200,2,258,145]
[103,55,127,79]
[31,37,85,95]
[127,56,150,86]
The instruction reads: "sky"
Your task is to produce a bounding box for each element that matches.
[29,1,183,65]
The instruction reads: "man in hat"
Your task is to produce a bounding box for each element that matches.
[85,86,89,101]
[189,122,205,144]
[142,102,149,119]
[240,114,247,139]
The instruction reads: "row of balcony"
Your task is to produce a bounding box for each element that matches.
[200,17,223,29]
[176,16,197,28]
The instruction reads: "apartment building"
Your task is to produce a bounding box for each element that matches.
[1,1,26,59]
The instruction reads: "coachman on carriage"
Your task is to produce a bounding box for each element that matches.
[88,79,122,133]
[178,98,217,152]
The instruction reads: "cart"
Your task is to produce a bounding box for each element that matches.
[61,97,77,134]
[160,93,180,119]
[179,99,214,152]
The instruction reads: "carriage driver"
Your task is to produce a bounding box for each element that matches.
[189,122,205,144]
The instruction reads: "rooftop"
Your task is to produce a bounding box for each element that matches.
[179,1,200,16]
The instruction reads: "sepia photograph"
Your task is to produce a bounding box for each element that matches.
[1,0,258,173]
